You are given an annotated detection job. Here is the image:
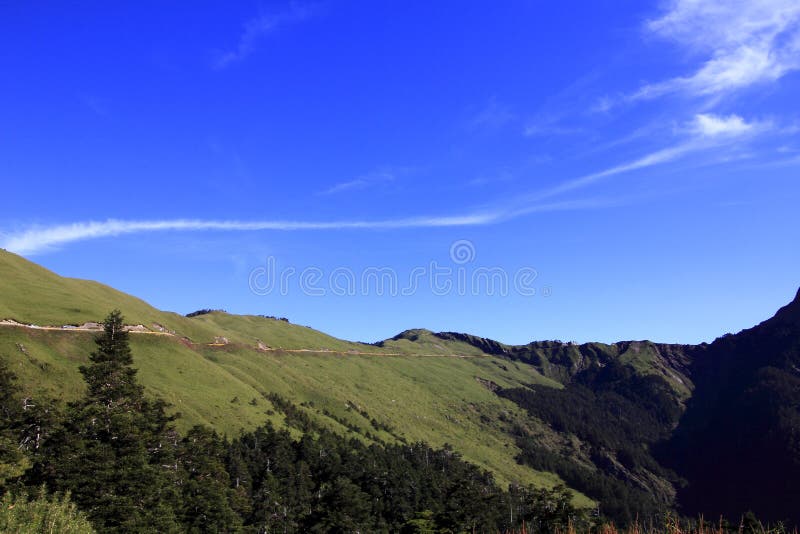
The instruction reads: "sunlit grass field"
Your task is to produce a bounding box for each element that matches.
[0,248,597,505]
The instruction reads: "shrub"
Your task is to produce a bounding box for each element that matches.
[0,489,95,534]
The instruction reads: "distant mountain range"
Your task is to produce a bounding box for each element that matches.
[1,248,798,525]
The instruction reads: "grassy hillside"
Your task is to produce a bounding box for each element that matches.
[189,311,382,352]
[0,249,591,506]
[1,326,583,499]
[0,249,215,342]
[377,329,494,357]
[17,249,799,523]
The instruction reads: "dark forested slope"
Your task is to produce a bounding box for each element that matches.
[659,289,800,524]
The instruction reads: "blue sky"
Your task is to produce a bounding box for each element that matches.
[2,1,799,344]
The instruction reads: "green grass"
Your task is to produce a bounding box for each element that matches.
[189,311,382,352]
[377,329,492,356]
[0,250,488,354]
[617,342,693,399]
[0,249,215,342]
[0,249,596,506]
[1,489,95,534]
[0,326,591,505]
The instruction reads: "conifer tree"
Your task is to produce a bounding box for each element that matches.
[79,309,141,406]
[32,310,180,533]
[176,426,242,533]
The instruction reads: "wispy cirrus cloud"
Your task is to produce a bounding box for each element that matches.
[318,169,397,196]
[214,3,316,69]
[523,123,584,137]
[466,97,516,131]
[535,144,697,200]
[635,0,800,100]
[0,111,772,256]
[0,217,486,255]
[0,198,612,256]
[529,113,768,200]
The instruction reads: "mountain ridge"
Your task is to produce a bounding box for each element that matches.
[3,248,800,523]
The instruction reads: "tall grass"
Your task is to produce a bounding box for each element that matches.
[502,515,796,534]
[0,488,94,534]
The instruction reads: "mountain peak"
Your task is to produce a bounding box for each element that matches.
[771,286,800,325]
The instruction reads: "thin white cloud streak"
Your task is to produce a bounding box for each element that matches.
[529,113,766,201]
[634,0,800,100]
[320,180,369,195]
[214,4,315,69]
[523,123,584,137]
[318,170,396,196]
[467,97,516,131]
[535,144,696,200]
[0,216,479,255]
[2,197,623,256]
[2,114,768,255]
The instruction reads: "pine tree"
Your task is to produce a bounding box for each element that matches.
[176,426,242,533]
[32,310,180,533]
[79,309,141,406]
[309,476,374,533]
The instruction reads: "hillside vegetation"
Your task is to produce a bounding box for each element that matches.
[3,249,800,527]
[0,250,583,502]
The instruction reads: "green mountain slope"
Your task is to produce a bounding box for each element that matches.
[431,332,695,398]
[0,249,217,342]
[0,250,585,504]
[7,249,798,523]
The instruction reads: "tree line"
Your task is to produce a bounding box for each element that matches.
[1,310,788,532]
[1,310,584,533]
